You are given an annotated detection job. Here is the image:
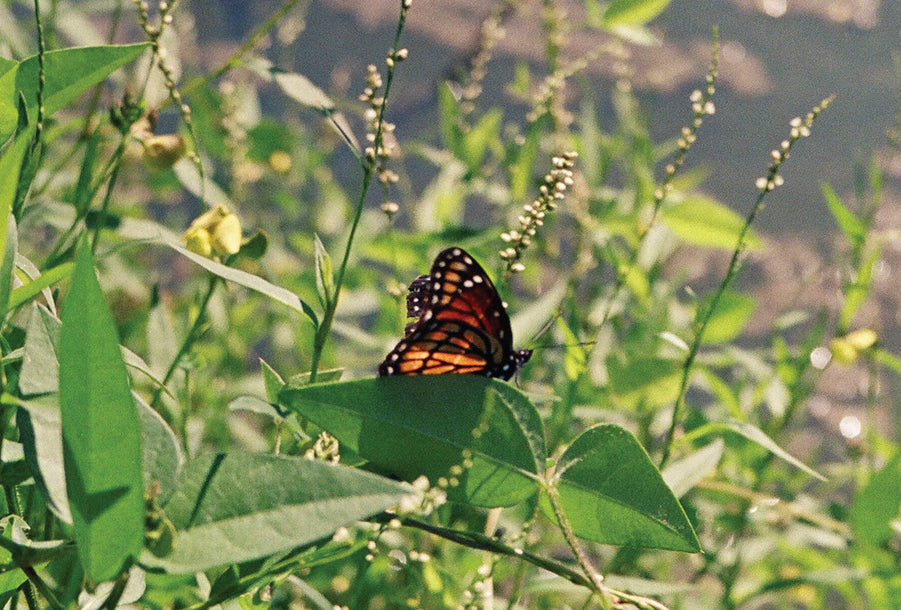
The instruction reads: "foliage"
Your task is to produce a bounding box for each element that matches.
[0,0,897,608]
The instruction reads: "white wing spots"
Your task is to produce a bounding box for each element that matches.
[432,282,441,291]
[492,311,500,318]
[473,275,484,284]
[450,248,462,257]
[463,279,474,288]
[463,255,473,265]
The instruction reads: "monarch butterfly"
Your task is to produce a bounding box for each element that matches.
[379,247,532,380]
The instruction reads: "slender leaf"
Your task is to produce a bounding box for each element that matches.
[540,424,700,552]
[661,439,724,497]
[59,241,144,581]
[8,261,74,311]
[165,240,318,328]
[0,133,30,317]
[19,304,60,396]
[141,453,411,573]
[0,43,151,142]
[603,0,672,26]
[16,394,71,524]
[821,182,865,246]
[683,419,826,481]
[279,376,546,507]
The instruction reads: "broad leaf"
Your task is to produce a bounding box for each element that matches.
[662,197,762,250]
[279,376,546,507]
[850,453,901,546]
[540,424,700,552]
[701,290,757,344]
[142,453,411,573]
[60,241,144,581]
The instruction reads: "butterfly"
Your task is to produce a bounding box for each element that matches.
[379,247,532,380]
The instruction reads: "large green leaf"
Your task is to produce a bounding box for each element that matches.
[142,453,411,574]
[540,424,700,552]
[850,452,901,546]
[0,43,150,142]
[279,376,546,507]
[59,241,144,582]
[661,196,762,250]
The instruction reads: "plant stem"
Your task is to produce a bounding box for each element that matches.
[151,273,219,418]
[308,0,408,383]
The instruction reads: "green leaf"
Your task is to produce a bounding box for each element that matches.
[19,304,60,396]
[313,234,334,310]
[661,197,762,250]
[437,82,462,153]
[59,241,144,581]
[607,357,681,409]
[821,182,865,246]
[16,394,71,524]
[850,453,901,546]
[260,358,285,403]
[0,515,71,567]
[142,453,410,574]
[164,240,318,328]
[272,70,335,111]
[8,261,74,311]
[73,126,101,216]
[0,132,30,317]
[661,439,724,497]
[461,108,502,173]
[134,393,184,506]
[279,376,546,507]
[603,0,672,26]
[838,245,880,332]
[701,290,757,344]
[0,43,151,142]
[540,424,700,552]
[684,419,826,481]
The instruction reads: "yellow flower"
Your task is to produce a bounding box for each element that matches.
[183,205,242,257]
[830,328,877,365]
[141,134,187,172]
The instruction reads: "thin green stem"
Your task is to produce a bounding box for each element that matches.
[544,481,610,606]
[151,274,219,415]
[32,0,46,149]
[659,97,833,467]
[308,0,409,383]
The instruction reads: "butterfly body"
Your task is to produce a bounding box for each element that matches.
[379,248,531,380]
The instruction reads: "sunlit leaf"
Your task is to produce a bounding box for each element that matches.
[540,424,700,551]
[279,376,546,507]
[59,241,144,581]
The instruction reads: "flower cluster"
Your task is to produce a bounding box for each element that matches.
[756,97,832,193]
[360,60,406,217]
[500,151,577,273]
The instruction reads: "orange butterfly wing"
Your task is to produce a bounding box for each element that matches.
[379,248,531,380]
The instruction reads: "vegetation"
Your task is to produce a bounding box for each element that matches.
[0,0,897,608]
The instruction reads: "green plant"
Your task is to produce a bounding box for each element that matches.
[0,0,897,608]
